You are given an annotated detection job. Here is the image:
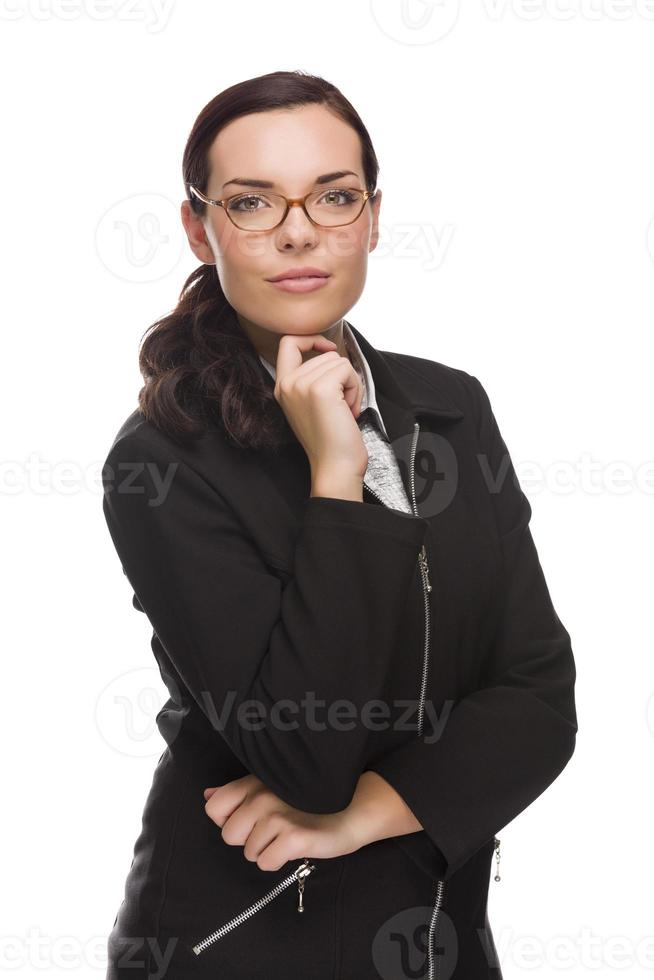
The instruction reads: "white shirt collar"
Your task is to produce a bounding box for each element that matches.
[257,321,389,441]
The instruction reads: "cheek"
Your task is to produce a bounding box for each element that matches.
[326,224,369,266]
[325,227,369,296]
[218,225,268,275]
[216,230,271,309]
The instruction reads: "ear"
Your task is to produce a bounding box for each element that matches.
[368,188,382,253]
[180,198,216,265]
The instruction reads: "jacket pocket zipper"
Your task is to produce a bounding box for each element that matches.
[191,858,317,956]
[493,836,502,881]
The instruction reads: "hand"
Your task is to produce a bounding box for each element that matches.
[273,333,368,480]
[202,774,364,872]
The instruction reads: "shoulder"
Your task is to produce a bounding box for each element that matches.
[379,348,492,424]
[101,409,232,516]
[104,408,149,453]
[102,407,212,469]
[103,409,165,467]
[383,348,476,391]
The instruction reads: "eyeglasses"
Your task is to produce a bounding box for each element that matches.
[188,184,377,232]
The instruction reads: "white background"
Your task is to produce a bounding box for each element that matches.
[2,1,652,977]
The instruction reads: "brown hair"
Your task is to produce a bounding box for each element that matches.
[136,69,380,451]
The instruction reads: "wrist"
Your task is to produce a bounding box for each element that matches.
[343,771,404,848]
[310,465,363,501]
[348,770,424,847]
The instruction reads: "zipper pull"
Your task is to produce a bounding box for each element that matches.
[295,858,316,912]
[493,837,501,882]
[418,544,432,592]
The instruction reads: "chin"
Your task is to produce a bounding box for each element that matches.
[263,306,342,335]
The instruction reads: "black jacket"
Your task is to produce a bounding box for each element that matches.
[100,321,578,980]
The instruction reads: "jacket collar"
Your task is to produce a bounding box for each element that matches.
[345,320,464,436]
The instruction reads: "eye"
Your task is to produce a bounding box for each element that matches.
[318,188,358,206]
[228,194,271,212]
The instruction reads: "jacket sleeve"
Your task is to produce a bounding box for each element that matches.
[101,431,429,814]
[366,374,578,881]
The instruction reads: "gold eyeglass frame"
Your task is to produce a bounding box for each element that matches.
[188,184,378,231]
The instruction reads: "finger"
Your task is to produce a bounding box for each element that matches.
[287,353,354,398]
[308,357,363,413]
[275,333,337,382]
[292,352,361,399]
[204,773,260,801]
[204,782,249,824]
[287,350,342,383]
[254,833,301,873]
[243,820,282,865]
[346,375,365,415]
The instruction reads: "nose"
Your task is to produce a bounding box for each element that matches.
[276,201,320,246]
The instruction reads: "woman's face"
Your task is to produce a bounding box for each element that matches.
[181,104,382,362]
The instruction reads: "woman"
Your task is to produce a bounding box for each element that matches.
[101,70,578,980]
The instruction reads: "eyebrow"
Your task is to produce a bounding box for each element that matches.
[222,170,359,191]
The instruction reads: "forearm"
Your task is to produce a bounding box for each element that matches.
[345,770,423,848]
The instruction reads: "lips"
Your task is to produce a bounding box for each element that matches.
[266,275,331,294]
[266,267,331,283]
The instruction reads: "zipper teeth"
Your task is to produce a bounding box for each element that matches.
[427,878,447,980]
[408,422,431,738]
[192,860,315,955]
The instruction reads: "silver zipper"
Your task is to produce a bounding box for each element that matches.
[408,422,433,738]
[493,836,502,881]
[191,858,316,956]
[427,877,447,980]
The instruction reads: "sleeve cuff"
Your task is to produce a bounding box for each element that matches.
[303,495,429,548]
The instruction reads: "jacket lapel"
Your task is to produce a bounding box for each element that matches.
[346,319,464,431]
